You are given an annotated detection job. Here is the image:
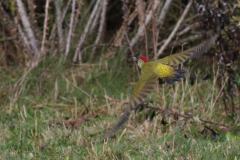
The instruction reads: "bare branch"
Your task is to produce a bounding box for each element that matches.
[156,0,173,27]
[130,0,160,47]
[82,44,121,54]
[136,0,146,26]
[27,0,36,29]
[150,0,157,60]
[61,0,72,23]
[0,5,15,29]
[0,5,32,57]
[90,3,102,32]
[104,8,138,58]
[176,23,197,36]
[17,24,30,51]
[16,0,40,57]
[128,10,138,25]
[41,0,50,54]
[54,0,65,52]
[72,0,83,34]
[156,0,193,57]
[88,0,108,61]
[65,0,76,57]
[81,0,97,21]
[158,34,201,49]
[48,23,57,53]
[73,0,101,63]
[157,23,199,47]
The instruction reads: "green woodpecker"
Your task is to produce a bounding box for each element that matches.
[105,34,218,138]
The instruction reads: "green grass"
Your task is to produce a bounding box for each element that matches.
[0,52,240,159]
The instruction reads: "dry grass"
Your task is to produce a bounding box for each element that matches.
[0,53,240,159]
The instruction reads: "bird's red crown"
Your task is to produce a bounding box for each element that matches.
[139,56,149,62]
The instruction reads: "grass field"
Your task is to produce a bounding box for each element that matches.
[0,52,240,159]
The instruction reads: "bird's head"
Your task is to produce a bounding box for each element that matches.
[131,56,149,68]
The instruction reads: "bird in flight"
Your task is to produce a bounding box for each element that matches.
[105,34,219,138]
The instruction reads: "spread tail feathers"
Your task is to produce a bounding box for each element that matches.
[105,105,131,139]
[165,69,186,84]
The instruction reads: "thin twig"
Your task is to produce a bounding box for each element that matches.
[136,0,148,59]
[156,0,172,27]
[41,0,50,54]
[73,0,101,63]
[88,0,108,61]
[196,87,204,114]
[13,67,34,101]
[72,0,83,34]
[58,71,96,101]
[96,79,110,113]
[176,23,197,36]
[136,0,145,26]
[104,10,138,59]
[157,33,200,48]
[157,24,199,47]
[89,3,102,32]
[0,5,31,57]
[217,41,228,114]
[17,24,31,50]
[65,0,76,57]
[122,0,140,77]
[81,0,96,22]
[117,128,127,145]
[150,0,157,60]
[144,25,149,60]
[130,0,160,47]
[54,0,65,52]
[48,23,57,53]
[27,0,36,28]
[61,0,72,23]
[16,0,40,57]
[156,0,193,57]
[0,5,15,29]
[145,105,230,128]
[82,44,121,54]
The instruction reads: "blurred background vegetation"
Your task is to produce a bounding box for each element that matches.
[0,0,240,159]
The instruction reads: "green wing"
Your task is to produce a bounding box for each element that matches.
[158,34,218,66]
[105,72,158,138]
[130,72,159,109]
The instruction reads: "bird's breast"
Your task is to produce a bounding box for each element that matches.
[154,64,174,78]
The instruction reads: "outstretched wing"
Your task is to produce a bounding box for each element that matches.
[158,34,218,66]
[105,72,158,138]
[130,73,159,109]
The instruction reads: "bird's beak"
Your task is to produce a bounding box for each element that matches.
[131,57,137,61]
